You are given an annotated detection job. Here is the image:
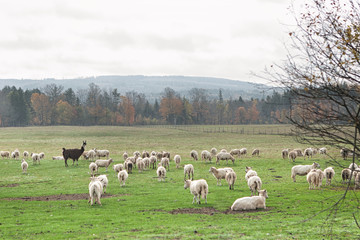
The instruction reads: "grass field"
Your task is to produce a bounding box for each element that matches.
[0,125,359,239]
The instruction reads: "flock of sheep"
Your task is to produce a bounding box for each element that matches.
[3,143,360,211]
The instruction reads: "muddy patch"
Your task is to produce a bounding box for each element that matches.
[2,193,126,201]
[0,183,20,188]
[169,207,221,215]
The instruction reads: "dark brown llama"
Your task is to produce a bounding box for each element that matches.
[63,141,86,167]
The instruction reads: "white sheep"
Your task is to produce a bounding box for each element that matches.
[86,149,96,160]
[245,166,258,181]
[95,149,110,159]
[160,157,170,171]
[307,169,319,190]
[220,149,227,153]
[349,163,359,170]
[190,150,198,161]
[52,156,64,160]
[201,150,212,163]
[316,169,325,187]
[251,149,260,156]
[149,156,157,169]
[225,171,237,190]
[247,175,262,196]
[294,149,303,157]
[39,152,45,160]
[95,158,113,172]
[21,159,28,174]
[113,163,124,173]
[229,149,240,157]
[142,157,150,169]
[355,170,360,190]
[118,170,128,187]
[341,168,352,183]
[282,149,289,159]
[291,162,320,182]
[23,151,29,159]
[142,150,150,158]
[288,150,297,162]
[89,162,98,176]
[157,165,166,182]
[184,179,208,204]
[210,148,217,157]
[150,151,157,156]
[88,177,103,206]
[209,167,234,186]
[136,158,145,172]
[31,153,40,165]
[231,189,268,211]
[124,160,133,174]
[324,167,335,185]
[319,147,327,155]
[123,152,129,161]
[240,148,247,157]
[96,174,109,193]
[216,152,235,165]
[304,148,313,160]
[174,155,181,169]
[0,151,10,159]
[184,164,194,180]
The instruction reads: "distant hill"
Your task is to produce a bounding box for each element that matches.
[0,75,273,100]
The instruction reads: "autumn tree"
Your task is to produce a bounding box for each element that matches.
[159,87,183,125]
[189,88,209,124]
[31,93,51,125]
[119,96,135,125]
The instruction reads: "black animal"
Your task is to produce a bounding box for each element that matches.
[62,141,86,167]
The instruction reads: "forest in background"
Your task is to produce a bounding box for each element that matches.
[0,83,291,127]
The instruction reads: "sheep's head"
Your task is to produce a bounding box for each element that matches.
[245,166,252,173]
[313,162,320,168]
[258,189,268,198]
[184,179,191,189]
[209,167,215,173]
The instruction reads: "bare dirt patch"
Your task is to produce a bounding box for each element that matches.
[169,207,221,215]
[2,193,125,201]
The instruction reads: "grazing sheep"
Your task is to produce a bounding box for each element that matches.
[252,149,260,156]
[39,152,45,160]
[210,148,217,157]
[341,168,352,183]
[288,150,297,162]
[118,170,128,187]
[162,151,171,159]
[157,165,166,182]
[160,157,170,171]
[324,167,335,185]
[155,152,163,162]
[89,162,98,176]
[216,152,235,165]
[96,175,109,193]
[291,162,320,182]
[319,147,327,155]
[52,156,64,160]
[230,149,240,157]
[340,148,350,160]
[174,155,181,169]
[245,166,258,181]
[0,151,10,159]
[13,149,20,159]
[95,149,110,159]
[123,152,129,161]
[126,156,137,166]
[86,149,96,161]
[316,169,325,187]
[149,156,157,169]
[95,158,113,172]
[240,148,247,157]
[349,163,359,170]
[294,149,303,157]
[184,179,208,204]
[23,151,29,159]
[150,151,157,156]
[304,148,313,160]
[282,149,289,159]
[82,151,89,159]
[209,167,234,186]
[231,189,268,211]
[184,164,194,180]
[225,171,237,190]
[355,171,360,189]
[21,159,28,174]
[62,141,86,167]
[88,177,103,206]
[136,158,145,172]
[142,157,150,169]
[220,149,227,153]
[247,175,262,196]
[31,153,40,165]
[307,169,320,190]
[142,150,150,158]
[133,151,141,158]
[201,150,212,163]
[124,160,133,174]
[190,150,198,161]
[113,163,124,173]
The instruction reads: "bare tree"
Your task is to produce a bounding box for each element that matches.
[260,0,360,230]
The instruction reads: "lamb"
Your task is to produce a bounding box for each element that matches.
[0,151,10,159]
[282,149,289,159]
[319,147,327,155]
[209,167,234,186]
[31,153,40,164]
[160,157,170,171]
[225,171,237,190]
[89,162,98,176]
[23,151,29,159]
[216,152,235,165]
[95,158,113,172]
[174,155,181,168]
[21,159,28,174]
[95,149,110,159]
[123,152,128,161]
[118,170,128,187]
[157,165,167,182]
[210,148,217,157]
[136,158,145,172]
[184,164,194,180]
[124,160,133,174]
[149,156,157,169]
[184,179,208,204]
[252,149,260,156]
[240,148,247,157]
[307,169,320,189]
[245,166,258,181]
[324,167,335,185]
[201,150,212,163]
[190,150,198,161]
[62,141,86,167]
[247,175,262,196]
[288,150,297,162]
[113,163,124,173]
[96,174,108,193]
[231,189,268,211]
[304,148,313,160]
[88,177,103,206]
[291,162,320,182]
[229,149,240,157]
[52,156,64,160]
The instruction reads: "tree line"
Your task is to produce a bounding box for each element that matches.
[0,83,292,127]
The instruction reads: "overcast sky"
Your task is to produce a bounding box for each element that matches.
[0,0,297,84]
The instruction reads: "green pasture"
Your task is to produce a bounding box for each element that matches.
[0,125,359,239]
